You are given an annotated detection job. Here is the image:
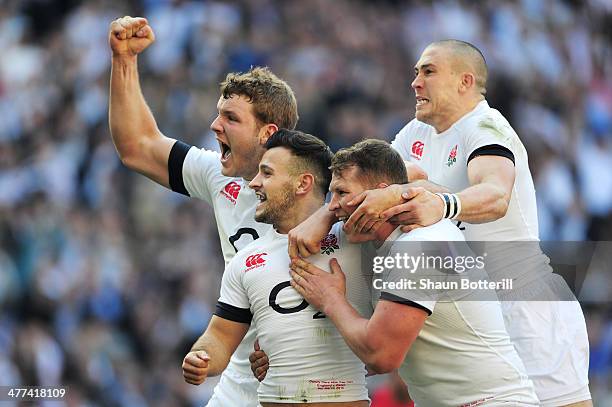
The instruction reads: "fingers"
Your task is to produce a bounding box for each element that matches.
[400,224,423,233]
[290,275,307,296]
[329,258,344,277]
[401,186,425,201]
[253,339,260,352]
[389,212,416,226]
[249,349,269,382]
[111,16,149,40]
[343,210,363,234]
[346,191,367,207]
[355,211,383,234]
[182,352,209,385]
[135,24,155,41]
[368,219,386,233]
[288,235,299,259]
[183,372,205,385]
[303,240,320,257]
[290,257,325,278]
[381,202,412,220]
[288,233,320,259]
[255,362,269,382]
[195,350,210,362]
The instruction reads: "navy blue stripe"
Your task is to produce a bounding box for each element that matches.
[168,141,192,196]
[379,292,433,316]
[468,144,515,165]
[214,301,252,324]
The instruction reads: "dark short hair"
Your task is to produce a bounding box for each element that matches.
[331,139,407,187]
[220,67,299,129]
[264,129,333,197]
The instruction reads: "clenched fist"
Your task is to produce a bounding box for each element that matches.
[182,350,211,385]
[109,16,155,56]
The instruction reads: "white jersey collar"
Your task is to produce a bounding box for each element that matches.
[434,99,490,137]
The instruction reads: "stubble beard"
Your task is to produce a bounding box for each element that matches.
[254,183,295,227]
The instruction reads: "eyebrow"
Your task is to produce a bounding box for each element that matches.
[414,63,435,72]
[259,163,273,172]
[219,107,240,116]
[329,181,345,193]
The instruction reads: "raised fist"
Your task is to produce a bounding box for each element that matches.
[109,16,155,56]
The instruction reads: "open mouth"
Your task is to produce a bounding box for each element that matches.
[337,215,348,222]
[219,141,232,160]
[416,97,430,107]
[256,192,267,203]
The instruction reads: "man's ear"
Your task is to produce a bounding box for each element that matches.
[459,72,475,93]
[259,124,279,144]
[296,173,315,196]
[377,182,389,189]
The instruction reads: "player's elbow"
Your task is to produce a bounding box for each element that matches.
[118,149,139,170]
[367,352,402,374]
[492,189,511,219]
[116,138,151,172]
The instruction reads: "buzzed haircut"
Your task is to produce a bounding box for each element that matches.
[264,129,333,197]
[430,39,488,95]
[331,139,408,188]
[220,67,299,129]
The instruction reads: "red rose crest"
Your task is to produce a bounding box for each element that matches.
[320,234,339,255]
[446,145,458,167]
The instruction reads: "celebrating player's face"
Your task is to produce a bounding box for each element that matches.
[411,45,463,132]
[249,147,297,227]
[328,166,367,222]
[210,95,267,180]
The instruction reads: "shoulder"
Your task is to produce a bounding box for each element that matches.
[395,118,433,140]
[229,232,273,267]
[460,104,517,145]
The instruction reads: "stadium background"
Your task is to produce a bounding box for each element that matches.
[0,0,611,405]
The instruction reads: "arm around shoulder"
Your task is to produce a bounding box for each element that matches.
[456,155,515,223]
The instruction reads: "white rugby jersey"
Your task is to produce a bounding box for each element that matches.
[375,223,539,407]
[168,142,272,385]
[169,142,272,264]
[392,100,539,242]
[217,223,373,404]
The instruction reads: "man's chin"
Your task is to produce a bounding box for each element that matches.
[220,166,237,178]
[254,211,271,225]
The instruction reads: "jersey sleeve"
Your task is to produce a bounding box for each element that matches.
[378,238,442,315]
[167,140,224,204]
[463,116,516,166]
[215,256,252,324]
[390,121,414,160]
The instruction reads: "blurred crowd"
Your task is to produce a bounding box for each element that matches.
[0,0,611,405]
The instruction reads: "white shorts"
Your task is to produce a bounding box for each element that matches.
[205,364,260,407]
[501,276,591,406]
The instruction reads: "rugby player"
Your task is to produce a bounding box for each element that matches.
[289,40,592,407]
[182,129,373,406]
[291,139,540,406]
[109,16,298,406]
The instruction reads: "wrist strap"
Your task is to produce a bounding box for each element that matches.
[435,193,462,220]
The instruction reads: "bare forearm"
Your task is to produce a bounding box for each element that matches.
[109,55,163,164]
[455,183,510,223]
[407,180,509,223]
[406,180,449,193]
[190,333,232,376]
[322,296,382,369]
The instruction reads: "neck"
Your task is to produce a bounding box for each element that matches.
[274,198,324,235]
[434,96,484,133]
[373,222,400,248]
